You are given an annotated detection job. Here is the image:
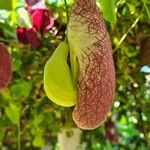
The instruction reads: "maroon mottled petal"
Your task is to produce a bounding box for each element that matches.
[0,43,12,90]
[68,0,116,129]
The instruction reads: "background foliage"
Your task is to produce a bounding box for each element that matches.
[0,0,150,149]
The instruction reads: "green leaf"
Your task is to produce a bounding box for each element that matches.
[10,79,32,99]
[0,93,11,107]
[33,135,45,147]
[12,0,17,9]
[0,116,10,127]
[5,103,20,124]
[17,8,32,28]
[0,131,5,140]
[0,23,17,40]
[33,114,44,126]
[142,0,150,19]
[13,59,22,71]
[0,0,12,10]
[99,0,117,23]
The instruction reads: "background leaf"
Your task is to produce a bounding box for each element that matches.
[99,0,117,23]
[142,0,150,19]
[0,0,12,10]
[33,135,45,147]
[5,103,20,124]
[10,79,32,99]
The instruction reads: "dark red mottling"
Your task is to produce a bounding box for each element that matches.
[31,9,54,32]
[104,120,119,143]
[70,0,116,129]
[0,43,12,90]
[16,27,41,48]
[25,28,41,48]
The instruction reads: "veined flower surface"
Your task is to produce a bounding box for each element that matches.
[67,0,116,129]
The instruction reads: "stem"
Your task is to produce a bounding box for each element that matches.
[64,0,69,23]
[113,17,140,53]
[63,1,78,87]
[142,0,150,19]
[18,118,20,150]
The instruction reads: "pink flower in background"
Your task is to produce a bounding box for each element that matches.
[17,27,41,48]
[26,28,41,48]
[17,27,29,44]
[31,9,54,32]
[17,0,54,47]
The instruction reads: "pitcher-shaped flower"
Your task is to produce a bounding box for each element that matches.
[67,0,116,129]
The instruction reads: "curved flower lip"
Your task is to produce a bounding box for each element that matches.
[30,8,54,32]
[16,27,41,48]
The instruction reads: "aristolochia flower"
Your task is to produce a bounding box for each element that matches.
[67,0,116,129]
[43,0,116,130]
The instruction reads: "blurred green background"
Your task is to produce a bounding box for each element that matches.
[0,0,150,149]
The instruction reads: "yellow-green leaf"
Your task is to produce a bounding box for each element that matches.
[5,103,20,124]
[0,0,12,10]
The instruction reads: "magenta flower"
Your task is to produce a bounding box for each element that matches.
[17,27,29,44]
[31,9,54,32]
[16,27,41,48]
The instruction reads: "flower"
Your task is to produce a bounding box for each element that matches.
[17,27,28,44]
[68,0,115,129]
[31,9,54,32]
[16,27,41,48]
